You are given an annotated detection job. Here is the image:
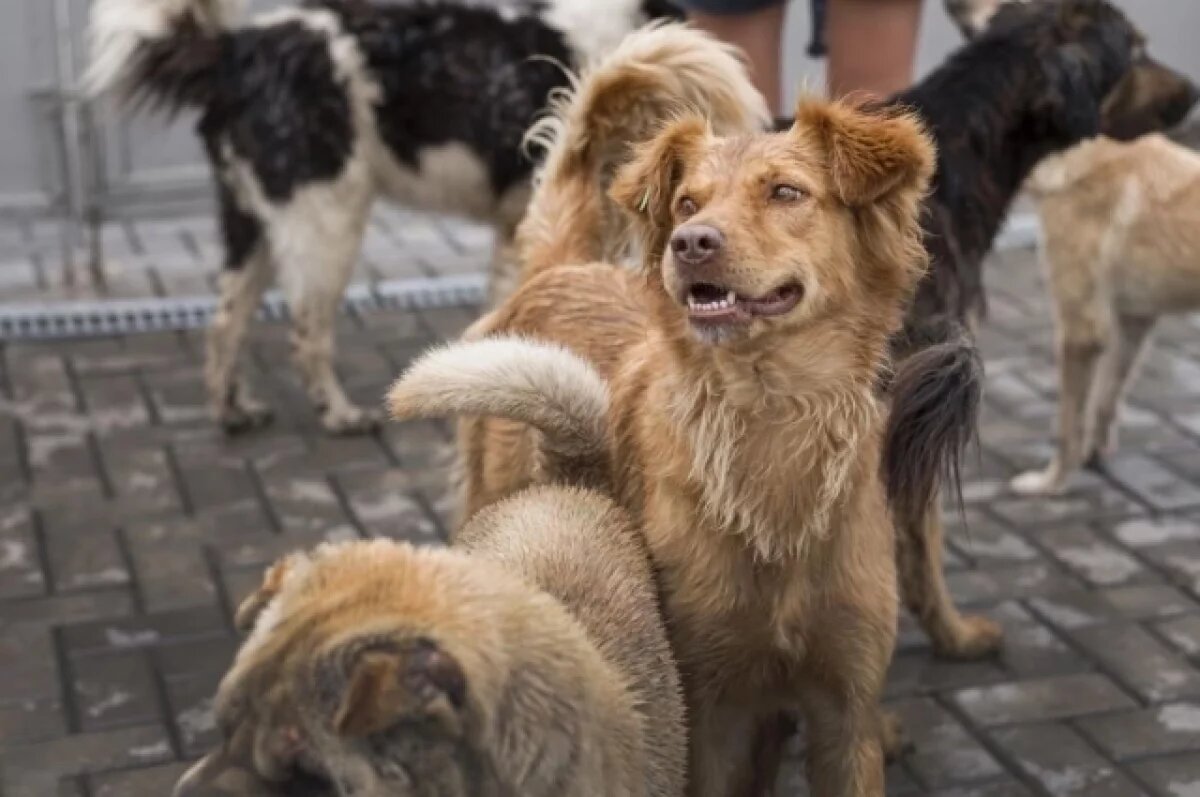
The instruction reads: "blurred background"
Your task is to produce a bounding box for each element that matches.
[2,0,1197,226]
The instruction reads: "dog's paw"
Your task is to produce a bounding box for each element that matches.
[218,401,275,436]
[321,405,384,436]
[1010,466,1065,496]
[937,614,1004,660]
[879,711,913,762]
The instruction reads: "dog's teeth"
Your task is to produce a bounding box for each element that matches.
[726,290,737,305]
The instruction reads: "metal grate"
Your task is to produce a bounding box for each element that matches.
[0,274,487,341]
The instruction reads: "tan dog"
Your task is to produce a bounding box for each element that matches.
[390,61,937,797]
[1011,133,1200,495]
[173,483,686,797]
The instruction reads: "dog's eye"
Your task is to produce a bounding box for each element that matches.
[771,184,806,202]
[677,196,698,217]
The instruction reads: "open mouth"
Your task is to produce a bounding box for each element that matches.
[684,281,804,324]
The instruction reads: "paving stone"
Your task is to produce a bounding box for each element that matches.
[1130,752,1200,797]
[71,653,160,731]
[953,674,1137,726]
[1159,615,1200,660]
[889,698,1004,788]
[89,761,191,797]
[1083,702,1200,761]
[1037,525,1150,586]
[1071,622,1200,702]
[991,723,1149,796]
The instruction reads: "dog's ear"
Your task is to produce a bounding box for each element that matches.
[234,556,298,634]
[792,98,935,207]
[332,639,468,738]
[1038,43,1104,141]
[610,116,709,267]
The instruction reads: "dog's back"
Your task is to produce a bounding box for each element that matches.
[459,485,686,797]
[176,484,685,797]
[1031,134,1200,315]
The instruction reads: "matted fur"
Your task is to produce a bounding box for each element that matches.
[515,22,770,280]
[391,59,936,793]
[1012,133,1200,495]
[175,484,686,797]
[86,0,681,437]
[775,0,1198,660]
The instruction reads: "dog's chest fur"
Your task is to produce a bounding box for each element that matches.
[611,352,894,699]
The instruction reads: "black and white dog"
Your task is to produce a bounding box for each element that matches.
[87,0,681,434]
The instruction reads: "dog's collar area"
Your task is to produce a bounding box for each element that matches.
[684,281,804,323]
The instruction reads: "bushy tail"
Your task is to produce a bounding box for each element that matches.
[85,0,241,110]
[387,338,611,490]
[883,318,982,528]
[517,21,769,277]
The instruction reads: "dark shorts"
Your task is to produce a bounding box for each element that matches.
[675,0,788,14]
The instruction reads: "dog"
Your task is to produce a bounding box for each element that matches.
[773,0,1199,661]
[173,484,686,797]
[388,25,939,795]
[1009,134,1200,494]
[86,0,681,436]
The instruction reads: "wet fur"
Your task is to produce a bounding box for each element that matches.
[174,486,686,797]
[1012,134,1200,495]
[391,45,934,794]
[774,0,1197,659]
[86,0,680,436]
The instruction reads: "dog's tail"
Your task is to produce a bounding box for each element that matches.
[387,337,611,491]
[883,318,982,529]
[85,0,242,110]
[517,22,769,277]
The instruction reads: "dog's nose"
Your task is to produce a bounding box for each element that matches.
[669,224,725,267]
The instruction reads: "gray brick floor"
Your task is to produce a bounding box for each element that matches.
[3,214,1200,795]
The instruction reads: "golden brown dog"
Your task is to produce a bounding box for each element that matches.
[173,483,686,797]
[389,61,938,795]
[1012,133,1200,495]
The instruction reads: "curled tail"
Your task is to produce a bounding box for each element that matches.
[387,338,611,491]
[883,318,982,528]
[85,0,241,110]
[517,22,769,277]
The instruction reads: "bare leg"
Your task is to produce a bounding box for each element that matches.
[1085,314,1156,464]
[826,0,924,99]
[1011,333,1106,495]
[898,503,1003,658]
[207,246,275,434]
[687,3,786,113]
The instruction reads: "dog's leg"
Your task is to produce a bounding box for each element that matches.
[687,700,759,797]
[206,246,275,435]
[1085,313,1155,466]
[1011,331,1106,495]
[272,195,380,435]
[898,503,1003,658]
[800,685,885,796]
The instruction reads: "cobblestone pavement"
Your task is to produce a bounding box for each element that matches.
[3,217,1200,796]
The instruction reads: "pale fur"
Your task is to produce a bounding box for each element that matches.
[1013,133,1200,495]
[388,338,611,491]
[176,486,686,797]
[85,0,243,96]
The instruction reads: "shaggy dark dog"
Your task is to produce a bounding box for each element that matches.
[780,0,1197,659]
[87,0,681,436]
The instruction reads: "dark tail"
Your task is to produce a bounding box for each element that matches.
[883,318,982,528]
[86,0,235,113]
